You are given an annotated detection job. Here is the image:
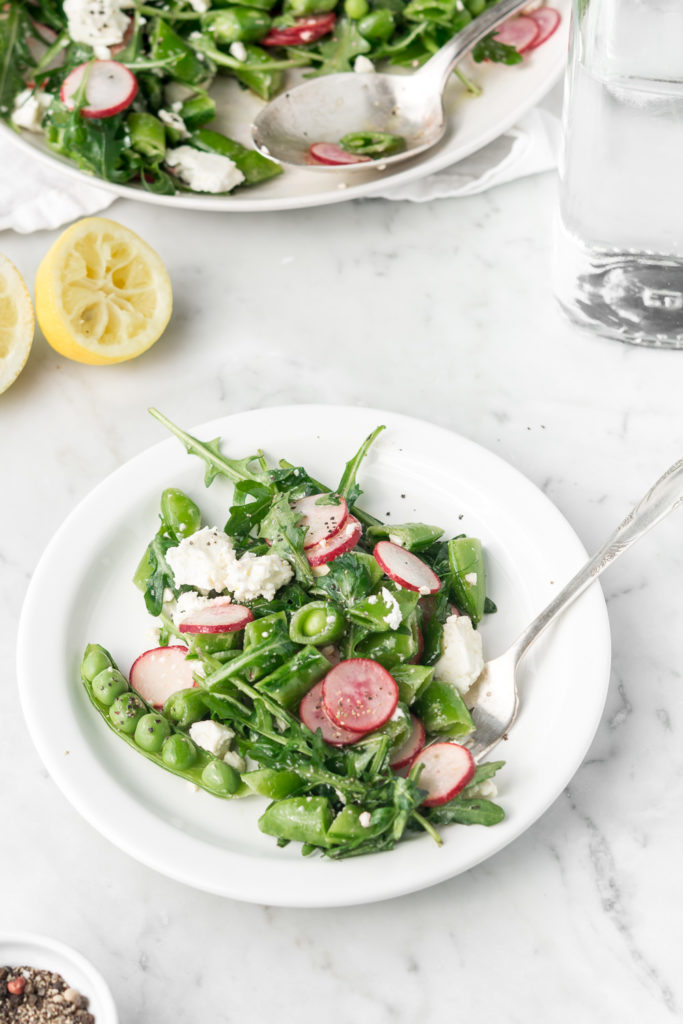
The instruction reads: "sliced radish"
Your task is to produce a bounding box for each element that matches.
[130,646,199,709]
[411,741,475,807]
[373,541,441,595]
[27,23,64,69]
[178,601,253,634]
[526,7,561,48]
[262,13,336,46]
[493,15,540,52]
[299,681,359,747]
[60,60,138,119]
[322,659,398,734]
[307,514,362,567]
[293,493,348,550]
[307,143,372,167]
[390,714,426,771]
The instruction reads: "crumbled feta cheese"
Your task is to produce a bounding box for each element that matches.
[189,720,234,758]
[433,614,484,695]
[465,778,498,800]
[223,749,246,772]
[162,587,175,604]
[311,563,331,577]
[354,55,375,74]
[158,108,190,140]
[64,0,130,50]
[145,627,161,647]
[166,526,293,602]
[229,41,248,62]
[381,587,402,630]
[464,572,478,585]
[165,146,245,194]
[418,585,431,596]
[388,534,404,546]
[173,591,232,626]
[188,0,210,10]
[359,811,372,827]
[11,89,50,133]
[390,705,406,721]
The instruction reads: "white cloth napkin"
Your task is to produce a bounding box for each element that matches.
[0,86,561,233]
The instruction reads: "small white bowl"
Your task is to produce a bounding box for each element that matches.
[0,933,118,1024]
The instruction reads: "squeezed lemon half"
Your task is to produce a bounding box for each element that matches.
[35,217,172,365]
[0,254,35,394]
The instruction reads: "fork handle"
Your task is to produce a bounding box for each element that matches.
[416,0,532,96]
[510,458,683,664]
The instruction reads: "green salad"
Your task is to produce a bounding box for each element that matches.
[81,409,504,860]
[1,0,528,194]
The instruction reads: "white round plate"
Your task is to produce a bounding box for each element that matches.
[18,405,610,907]
[3,2,569,212]
[0,932,118,1024]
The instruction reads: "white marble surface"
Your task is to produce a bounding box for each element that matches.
[2,176,683,1024]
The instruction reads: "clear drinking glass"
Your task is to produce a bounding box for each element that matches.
[553,0,683,348]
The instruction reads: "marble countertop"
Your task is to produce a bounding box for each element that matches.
[2,175,682,1024]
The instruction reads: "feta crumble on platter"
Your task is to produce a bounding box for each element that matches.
[164,147,245,194]
[433,614,484,695]
[166,526,293,602]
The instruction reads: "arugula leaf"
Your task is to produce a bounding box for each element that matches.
[149,408,264,487]
[337,424,385,506]
[224,480,274,540]
[463,760,505,791]
[472,34,523,65]
[311,551,376,608]
[314,17,371,75]
[427,798,505,827]
[0,6,31,116]
[141,532,179,616]
[259,491,314,585]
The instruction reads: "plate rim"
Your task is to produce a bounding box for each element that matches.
[0,3,568,213]
[17,404,611,906]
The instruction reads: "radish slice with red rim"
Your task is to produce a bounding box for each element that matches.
[178,601,253,634]
[493,15,540,52]
[373,540,441,594]
[60,60,138,119]
[130,646,199,709]
[293,493,348,550]
[411,741,475,807]
[307,143,372,166]
[307,514,362,567]
[526,7,561,48]
[322,658,399,733]
[390,714,426,771]
[299,681,359,747]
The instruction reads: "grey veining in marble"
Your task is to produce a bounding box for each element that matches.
[2,174,682,1023]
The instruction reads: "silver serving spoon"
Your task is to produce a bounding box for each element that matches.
[466,458,683,762]
[252,0,533,169]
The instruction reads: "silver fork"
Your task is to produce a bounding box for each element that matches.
[466,458,683,762]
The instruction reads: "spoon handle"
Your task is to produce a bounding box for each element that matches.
[510,458,683,664]
[417,0,534,94]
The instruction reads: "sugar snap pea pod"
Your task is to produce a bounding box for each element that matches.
[390,664,434,704]
[289,602,345,645]
[414,680,474,739]
[258,796,333,847]
[202,7,272,43]
[355,624,418,668]
[164,687,208,728]
[81,644,243,798]
[160,487,202,542]
[127,112,166,159]
[348,585,411,633]
[448,537,486,625]
[151,20,213,83]
[226,45,283,101]
[203,635,298,689]
[358,8,395,40]
[327,805,387,842]
[284,0,337,13]
[345,0,369,19]
[178,91,216,130]
[243,768,303,799]
[191,127,283,184]
[340,132,406,158]
[212,0,276,8]
[244,611,288,647]
[189,630,242,657]
[255,646,330,709]
[366,522,444,553]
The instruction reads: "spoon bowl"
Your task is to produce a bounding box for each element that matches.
[252,0,532,169]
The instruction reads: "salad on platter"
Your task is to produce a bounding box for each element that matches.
[81,409,506,860]
[1,1,560,192]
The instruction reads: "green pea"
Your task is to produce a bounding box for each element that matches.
[164,688,207,729]
[109,693,146,735]
[81,644,113,684]
[465,0,486,13]
[161,734,198,771]
[203,6,272,43]
[92,668,129,707]
[160,488,201,542]
[284,0,337,14]
[134,713,172,753]
[201,759,241,795]
[358,8,395,40]
[345,0,369,18]
[289,602,345,646]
